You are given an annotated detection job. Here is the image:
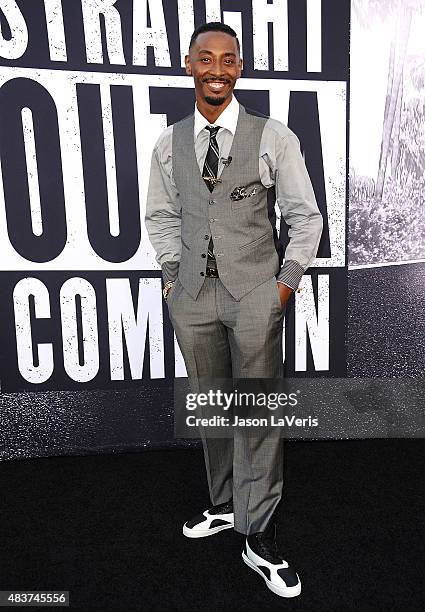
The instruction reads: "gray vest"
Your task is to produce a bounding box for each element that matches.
[172,104,279,301]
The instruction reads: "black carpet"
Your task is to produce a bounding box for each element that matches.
[0,440,424,611]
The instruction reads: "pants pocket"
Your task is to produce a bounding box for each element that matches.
[273,279,286,312]
[167,278,181,308]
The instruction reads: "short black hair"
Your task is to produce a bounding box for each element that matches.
[189,22,240,54]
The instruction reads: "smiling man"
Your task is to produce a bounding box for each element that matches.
[145,22,322,599]
[187,25,240,115]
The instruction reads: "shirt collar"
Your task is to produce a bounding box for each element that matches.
[194,95,240,140]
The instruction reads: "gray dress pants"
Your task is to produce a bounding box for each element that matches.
[167,275,285,534]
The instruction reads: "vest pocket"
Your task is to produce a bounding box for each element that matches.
[239,232,269,250]
[230,183,262,210]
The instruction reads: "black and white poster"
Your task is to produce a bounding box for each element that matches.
[0,0,349,395]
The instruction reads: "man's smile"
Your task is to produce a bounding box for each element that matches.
[204,79,229,93]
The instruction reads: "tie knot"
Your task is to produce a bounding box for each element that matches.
[206,125,220,139]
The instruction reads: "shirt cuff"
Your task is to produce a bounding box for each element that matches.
[276,260,305,291]
[161,261,180,284]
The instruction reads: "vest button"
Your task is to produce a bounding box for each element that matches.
[209,199,216,205]
[200,272,205,276]
[201,253,206,258]
[204,235,209,240]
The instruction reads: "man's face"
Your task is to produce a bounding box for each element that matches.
[185,31,243,107]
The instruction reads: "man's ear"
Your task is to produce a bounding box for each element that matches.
[184,54,192,76]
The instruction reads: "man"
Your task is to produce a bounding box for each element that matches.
[145,22,322,598]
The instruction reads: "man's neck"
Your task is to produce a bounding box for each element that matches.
[196,95,233,124]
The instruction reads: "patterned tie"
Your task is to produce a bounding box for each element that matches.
[202,126,220,262]
[202,125,220,192]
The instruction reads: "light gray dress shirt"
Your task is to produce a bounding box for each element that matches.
[146,95,323,290]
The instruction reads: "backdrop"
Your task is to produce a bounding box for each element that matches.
[0,0,423,459]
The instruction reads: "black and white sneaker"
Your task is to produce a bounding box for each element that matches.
[183,500,234,538]
[242,523,301,598]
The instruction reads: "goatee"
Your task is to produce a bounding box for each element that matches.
[205,95,226,106]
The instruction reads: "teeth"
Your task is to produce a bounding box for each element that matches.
[208,82,226,90]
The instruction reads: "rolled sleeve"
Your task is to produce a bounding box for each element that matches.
[274,133,323,289]
[145,137,182,272]
[276,260,305,291]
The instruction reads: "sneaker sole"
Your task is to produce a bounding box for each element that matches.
[183,521,234,538]
[242,552,301,598]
